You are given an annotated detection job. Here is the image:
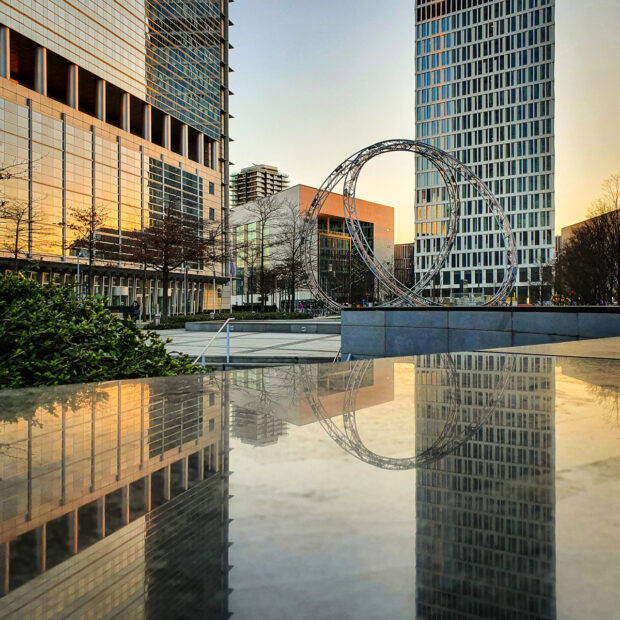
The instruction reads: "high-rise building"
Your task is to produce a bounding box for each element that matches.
[231,164,290,207]
[0,0,232,315]
[415,352,556,618]
[414,0,555,303]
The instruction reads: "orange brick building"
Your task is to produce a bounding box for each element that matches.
[231,184,395,307]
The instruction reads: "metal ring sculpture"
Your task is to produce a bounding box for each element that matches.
[301,354,516,471]
[301,139,517,311]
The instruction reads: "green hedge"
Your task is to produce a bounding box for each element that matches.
[147,311,314,330]
[0,273,203,389]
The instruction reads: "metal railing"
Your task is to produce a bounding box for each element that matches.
[332,348,351,363]
[193,318,235,366]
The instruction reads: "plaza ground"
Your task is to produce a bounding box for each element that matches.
[163,329,341,364]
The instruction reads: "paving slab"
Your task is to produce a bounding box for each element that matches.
[160,329,341,361]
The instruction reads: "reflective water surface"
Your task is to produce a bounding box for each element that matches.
[0,352,618,619]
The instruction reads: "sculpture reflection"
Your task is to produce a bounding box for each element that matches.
[300,353,516,470]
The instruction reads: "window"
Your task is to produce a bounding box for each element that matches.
[209,182,215,194]
[209,208,215,220]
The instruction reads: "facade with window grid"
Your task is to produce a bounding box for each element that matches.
[0,375,230,615]
[0,0,232,314]
[415,352,555,618]
[414,0,555,303]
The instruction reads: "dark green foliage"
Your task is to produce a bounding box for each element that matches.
[147,311,314,330]
[0,273,202,389]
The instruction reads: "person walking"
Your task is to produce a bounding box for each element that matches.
[130,300,141,322]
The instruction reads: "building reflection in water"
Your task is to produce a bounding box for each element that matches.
[230,368,288,447]
[0,374,230,619]
[269,353,556,618]
[415,353,556,619]
[0,354,558,618]
[229,360,395,447]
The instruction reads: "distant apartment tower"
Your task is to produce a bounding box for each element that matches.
[231,164,290,207]
[414,0,555,303]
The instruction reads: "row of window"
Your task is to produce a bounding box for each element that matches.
[416,204,551,230]
[417,173,553,202]
[418,45,551,79]
[419,104,552,132]
[416,2,553,40]
[418,121,552,150]
[418,80,552,108]
[417,21,552,57]
[417,58,551,92]
[415,246,551,271]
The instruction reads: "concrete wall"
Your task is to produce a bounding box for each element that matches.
[341,308,620,358]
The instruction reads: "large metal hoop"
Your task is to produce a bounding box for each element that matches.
[300,139,517,310]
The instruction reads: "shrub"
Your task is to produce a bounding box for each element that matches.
[0,273,202,389]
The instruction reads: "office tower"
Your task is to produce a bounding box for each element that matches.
[415,352,556,618]
[0,0,232,314]
[231,164,290,207]
[414,0,555,303]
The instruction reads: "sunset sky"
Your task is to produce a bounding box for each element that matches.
[229,0,620,243]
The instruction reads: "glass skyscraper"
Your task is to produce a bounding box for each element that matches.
[0,0,231,314]
[414,0,555,303]
[415,352,556,618]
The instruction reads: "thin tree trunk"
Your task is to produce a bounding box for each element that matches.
[260,228,265,311]
[162,269,169,321]
[87,258,93,295]
[291,258,296,313]
[13,228,20,272]
[141,266,148,320]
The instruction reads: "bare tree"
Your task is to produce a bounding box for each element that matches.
[528,251,554,305]
[122,229,151,318]
[244,195,282,310]
[272,200,307,311]
[0,201,32,269]
[555,172,620,304]
[201,221,228,312]
[0,161,29,182]
[0,161,35,270]
[128,200,211,321]
[66,203,109,294]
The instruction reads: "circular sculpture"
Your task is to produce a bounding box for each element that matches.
[301,355,516,471]
[301,139,517,310]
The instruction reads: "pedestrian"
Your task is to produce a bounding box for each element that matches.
[130,300,141,322]
[297,301,303,312]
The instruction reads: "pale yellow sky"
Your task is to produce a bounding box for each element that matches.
[229,0,620,243]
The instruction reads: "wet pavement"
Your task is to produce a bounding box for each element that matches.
[0,343,618,618]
